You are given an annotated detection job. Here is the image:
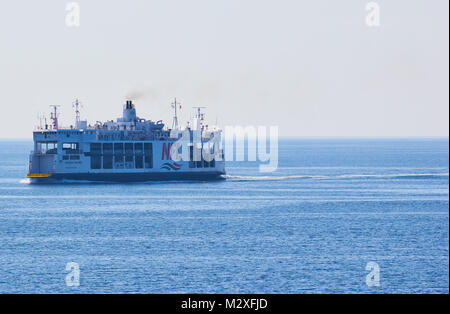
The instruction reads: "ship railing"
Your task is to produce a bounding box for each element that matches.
[96,134,162,141]
[57,126,96,130]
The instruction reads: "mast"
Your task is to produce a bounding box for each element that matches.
[171,98,181,130]
[49,105,60,130]
[72,98,82,126]
[37,113,45,130]
[192,106,206,131]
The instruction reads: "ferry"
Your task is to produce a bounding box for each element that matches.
[27,99,225,183]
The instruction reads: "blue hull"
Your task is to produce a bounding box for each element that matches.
[29,171,226,183]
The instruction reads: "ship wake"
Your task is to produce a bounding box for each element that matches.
[222,172,449,181]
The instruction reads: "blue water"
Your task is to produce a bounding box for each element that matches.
[0,138,448,293]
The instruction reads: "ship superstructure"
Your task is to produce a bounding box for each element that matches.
[27,99,225,182]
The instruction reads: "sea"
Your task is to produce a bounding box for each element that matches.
[0,138,448,293]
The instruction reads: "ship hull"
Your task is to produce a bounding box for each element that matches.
[29,171,226,183]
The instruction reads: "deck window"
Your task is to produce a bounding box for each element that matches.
[135,155,143,169]
[90,143,101,155]
[103,143,113,155]
[144,143,152,154]
[90,156,101,169]
[114,143,123,154]
[113,143,124,168]
[125,143,134,155]
[144,143,153,168]
[37,142,58,154]
[188,146,195,168]
[63,143,79,154]
[144,155,152,168]
[134,143,143,154]
[103,155,113,169]
[114,155,124,169]
[125,155,134,169]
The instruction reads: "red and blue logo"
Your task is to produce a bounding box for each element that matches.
[160,143,181,171]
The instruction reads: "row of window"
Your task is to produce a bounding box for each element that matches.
[189,159,216,168]
[90,143,152,155]
[62,155,80,160]
[188,146,216,168]
[36,142,57,154]
[90,143,153,169]
[90,155,153,170]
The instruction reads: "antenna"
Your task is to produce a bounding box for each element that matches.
[192,106,206,131]
[38,113,46,130]
[49,105,60,130]
[192,106,206,112]
[72,98,82,126]
[37,113,42,130]
[171,98,181,130]
[192,106,206,119]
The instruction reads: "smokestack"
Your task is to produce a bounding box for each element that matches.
[125,100,134,109]
[123,100,137,122]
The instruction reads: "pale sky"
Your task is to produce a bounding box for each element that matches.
[0,0,448,138]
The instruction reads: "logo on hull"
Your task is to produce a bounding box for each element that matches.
[161,142,181,171]
[160,162,181,171]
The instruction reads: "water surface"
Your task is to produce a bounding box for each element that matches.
[0,138,448,293]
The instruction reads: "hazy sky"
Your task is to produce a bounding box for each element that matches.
[0,0,448,138]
